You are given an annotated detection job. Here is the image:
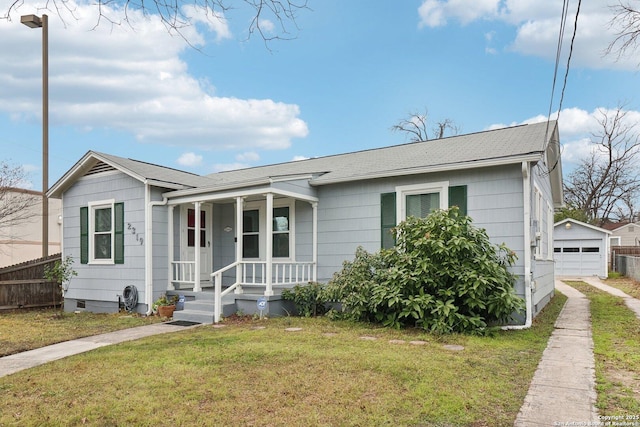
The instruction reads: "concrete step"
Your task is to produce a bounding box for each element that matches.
[173,309,215,324]
[183,300,215,312]
[173,302,236,324]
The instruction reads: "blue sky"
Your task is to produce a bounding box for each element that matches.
[0,0,639,191]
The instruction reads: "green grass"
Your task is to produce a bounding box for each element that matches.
[565,282,640,415]
[605,276,640,299]
[0,295,566,427]
[0,308,163,357]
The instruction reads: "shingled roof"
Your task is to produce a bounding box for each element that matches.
[205,120,559,186]
[49,120,561,201]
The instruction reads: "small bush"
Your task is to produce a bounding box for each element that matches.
[607,271,622,279]
[281,282,328,317]
[324,207,525,334]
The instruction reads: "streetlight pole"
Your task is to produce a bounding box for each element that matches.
[21,14,48,259]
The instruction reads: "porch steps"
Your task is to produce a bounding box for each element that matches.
[171,292,236,325]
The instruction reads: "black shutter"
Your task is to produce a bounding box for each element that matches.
[448,185,467,216]
[80,207,88,264]
[114,202,125,264]
[381,192,396,249]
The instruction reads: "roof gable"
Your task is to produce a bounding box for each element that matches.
[48,151,216,198]
[554,218,611,235]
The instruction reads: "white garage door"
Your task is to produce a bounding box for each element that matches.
[554,239,604,276]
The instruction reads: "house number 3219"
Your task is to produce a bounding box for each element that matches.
[127,223,144,245]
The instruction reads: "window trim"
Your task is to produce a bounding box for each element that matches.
[396,181,449,222]
[242,200,295,261]
[88,199,115,265]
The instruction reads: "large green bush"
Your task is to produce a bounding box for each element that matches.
[324,207,524,334]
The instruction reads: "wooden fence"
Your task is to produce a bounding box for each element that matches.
[0,253,62,310]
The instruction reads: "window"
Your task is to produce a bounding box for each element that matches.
[243,210,259,258]
[187,208,206,248]
[397,182,449,221]
[273,207,290,258]
[242,205,293,259]
[554,247,561,253]
[582,247,600,253]
[93,205,113,259]
[563,247,579,253]
[380,184,467,249]
[610,236,621,246]
[80,201,124,264]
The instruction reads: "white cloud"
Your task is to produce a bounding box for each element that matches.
[177,152,203,167]
[236,151,260,162]
[182,5,232,42]
[292,155,309,161]
[258,19,275,34]
[417,0,637,70]
[0,0,308,152]
[212,162,250,172]
[490,106,640,167]
[419,0,500,28]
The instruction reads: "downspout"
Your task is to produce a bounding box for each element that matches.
[145,183,168,316]
[503,161,533,330]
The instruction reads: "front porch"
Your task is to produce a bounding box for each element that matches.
[169,260,315,323]
[163,184,319,323]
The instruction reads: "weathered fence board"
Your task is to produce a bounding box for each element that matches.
[0,254,62,310]
[614,255,640,282]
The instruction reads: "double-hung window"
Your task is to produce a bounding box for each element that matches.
[243,210,260,259]
[80,200,124,264]
[381,182,467,249]
[397,182,449,222]
[242,203,293,259]
[273,207,290,258]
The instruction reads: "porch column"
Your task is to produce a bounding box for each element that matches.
[311,201,318,282]
[265,192,274,296]
[167,205,175,290]
[194,201,201,292]
[235,196,244,294]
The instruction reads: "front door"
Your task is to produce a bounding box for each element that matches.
[181,204,212,284]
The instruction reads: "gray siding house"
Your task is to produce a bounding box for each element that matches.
[48,120,563,325]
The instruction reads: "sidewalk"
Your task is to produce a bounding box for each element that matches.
[581,276,640,319]
[514,280,599,426]
[0,322,197,378]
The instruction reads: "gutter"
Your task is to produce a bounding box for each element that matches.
[144,183,168,316]
[503,161,533,330]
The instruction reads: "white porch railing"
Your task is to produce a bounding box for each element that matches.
[171,261,196,286]
[212,260,316,322]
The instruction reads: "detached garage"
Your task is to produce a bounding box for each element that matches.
[554,219,610,277]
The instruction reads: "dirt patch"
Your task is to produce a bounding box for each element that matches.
[606,367,640,398]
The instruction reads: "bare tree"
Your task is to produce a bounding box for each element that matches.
[391,108,460,142]
[606,1,640,64]
[3,0,309,45]
[563,106,640,226]
[0,163,39,243]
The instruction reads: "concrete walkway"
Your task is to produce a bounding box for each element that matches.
[581,276,640,319]
[0,322,196,378]
[514,280,598,426]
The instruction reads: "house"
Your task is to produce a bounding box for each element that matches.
[0,188,62,268]
[48,120,563,325]
[606,222,640,247]
[553,218,610,277]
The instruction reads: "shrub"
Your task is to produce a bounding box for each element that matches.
[281,282,328,317]
[324,207,525,334]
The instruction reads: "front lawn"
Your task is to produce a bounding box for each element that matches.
[0,294,566,427]
[0,309,163,357]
